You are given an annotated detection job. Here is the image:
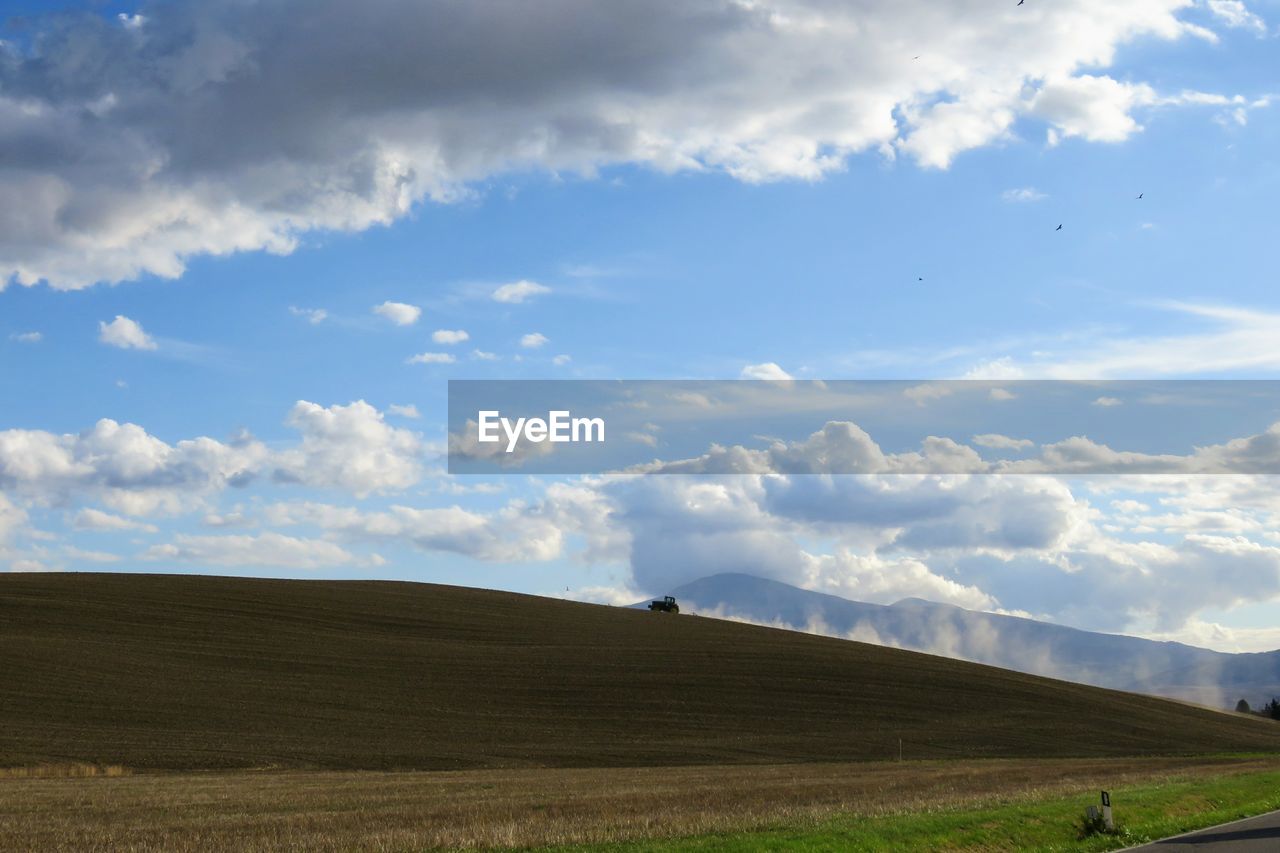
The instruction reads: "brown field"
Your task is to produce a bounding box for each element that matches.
[3,756,1278,851]
[3,572,1279,772]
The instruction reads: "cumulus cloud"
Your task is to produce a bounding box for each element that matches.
[1002,187,1046,202]
[263,500,566,563]
[373,301,422,326]
[740,362,793,380]
[492,280,551,304]
[629,415,1280,478]
[520,332,548,349]
[568,468,1088,604]
[98,316,157,350]
[1206,0,1267,33]
[0,418,266,515]
[488,459,1280,641]
[448,417,559,467]
[1032,75,1158,144]
[73,507,159,533]
[289,306,327,324]
[387,403,421,419]
[0,0,1245,289]
[432,329,469,344]
[0,493,27,543]
[143,532,383,569]
[272,400,424,497]
[9,331,42,343]
[9,396,1280,646]
[0,399,424,515]
[407,352,456,364]
[972,434,1034,451]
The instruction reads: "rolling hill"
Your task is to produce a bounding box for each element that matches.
[662,573,1280,708]
[3,572,1279,771]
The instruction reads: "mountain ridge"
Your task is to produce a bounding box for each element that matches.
[658,572,1280,708]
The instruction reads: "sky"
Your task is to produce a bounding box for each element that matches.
[2,0,1280,652]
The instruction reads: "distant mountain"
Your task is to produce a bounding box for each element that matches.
[651,573,1280,709]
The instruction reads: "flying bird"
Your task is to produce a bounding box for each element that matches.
[1018,0,1025,5]
[1056,224,1063,231]
[1137,193,1144,199]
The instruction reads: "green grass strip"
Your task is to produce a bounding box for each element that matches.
[552,767,1280,852]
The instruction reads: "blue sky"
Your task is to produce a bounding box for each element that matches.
[3,0,1280,652]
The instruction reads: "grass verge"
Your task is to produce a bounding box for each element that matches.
[2,758,1276,850]
[556,767,1280,851]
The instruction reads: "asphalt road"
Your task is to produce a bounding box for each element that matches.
[1124,810,1280,851]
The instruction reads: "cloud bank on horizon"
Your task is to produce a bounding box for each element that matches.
[0,0,1268,289]
[7,396,1280,652]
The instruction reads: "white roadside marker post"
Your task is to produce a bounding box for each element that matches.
[1101,791,1113,830]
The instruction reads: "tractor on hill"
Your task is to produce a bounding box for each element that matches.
[648,595,679,614]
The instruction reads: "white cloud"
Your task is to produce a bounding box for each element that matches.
[62,546,123,564]
[1206,0,1267,33]
[1001,187,1047,203]
[407,352,456,364]
[963,358,1025,380]
[903,382,954,404]
[289,306,327,325]
[1032,75,1157,145]
[0,418,267,516]
[520,333,548,349]
[972,434,1035,451]
[264,500,566,563]
[570,469,1089,603]
[471,349,499,361]
[625,431,659,448]
[740,362,793,380]
[73,508,159,533]
[629,412,1280,478]
[959,304,1280,379]
[1093,396,1124,407]
[143,532,383,570]
[272,400,424,497]
[1147,618,1280,654]
[432,329,469,345]
[373,301,422,326]
[493,280,552,304]
[0,400,423,514]
[0,0,1241,289]
[13,396,1280,649]
[9,331,41,343]
[98,316,157,350]
[0,493,27,543]
[387,404,421,419]
[553,354,572,366]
